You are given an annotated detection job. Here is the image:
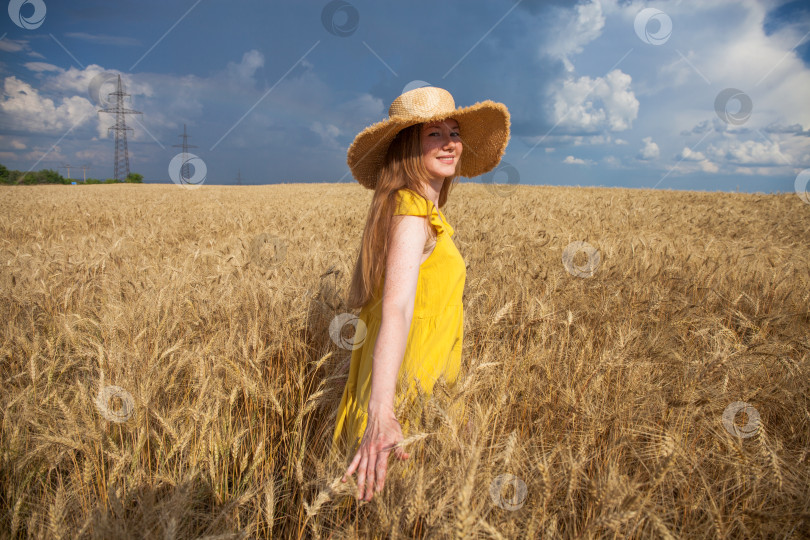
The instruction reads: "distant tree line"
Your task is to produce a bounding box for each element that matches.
[0,163,143,185]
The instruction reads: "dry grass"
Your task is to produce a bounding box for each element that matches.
[1,182,809,539]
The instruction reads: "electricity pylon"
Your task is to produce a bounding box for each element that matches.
[99,75,142,181]
[172,124,198,183]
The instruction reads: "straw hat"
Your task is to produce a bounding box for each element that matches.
[347,86,510,189]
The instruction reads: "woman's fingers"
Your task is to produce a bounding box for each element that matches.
[353,447,392,500]
[384,443,410,461]
[340,415,409,500]
[342,451,361,483]
[364,449,377,501]
[375,452,389,493]
[356,453,369,500]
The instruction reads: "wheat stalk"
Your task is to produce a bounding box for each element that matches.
[264,477,275,534]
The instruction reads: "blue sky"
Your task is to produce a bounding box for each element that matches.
[1,0,809,193]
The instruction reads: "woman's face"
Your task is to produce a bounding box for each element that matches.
[420,119,462,181]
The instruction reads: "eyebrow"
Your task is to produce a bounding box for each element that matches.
[424,122,460,130]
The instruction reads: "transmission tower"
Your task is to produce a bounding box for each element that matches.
[60,163,72,180]
[99,75,142,181]
[235,168,243,185]
[172,124,198,183]
[80,164,91,182]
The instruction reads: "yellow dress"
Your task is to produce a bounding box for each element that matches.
[332,187,467,456]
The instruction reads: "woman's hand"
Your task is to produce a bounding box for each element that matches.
[341,407,411,501]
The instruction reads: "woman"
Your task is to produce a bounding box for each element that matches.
[333,86,510,501]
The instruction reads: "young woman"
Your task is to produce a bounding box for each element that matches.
[332,86,510,501]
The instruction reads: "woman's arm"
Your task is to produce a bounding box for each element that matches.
[368,212,425,412]
[341,212,428,501]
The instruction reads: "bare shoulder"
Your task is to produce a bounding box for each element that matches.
[388,214,429,265]
[382,214,428,313]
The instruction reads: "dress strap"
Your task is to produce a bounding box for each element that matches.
[394,188,454,237]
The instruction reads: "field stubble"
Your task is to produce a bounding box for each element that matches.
[0,183,808,538]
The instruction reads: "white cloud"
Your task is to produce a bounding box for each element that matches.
[679,147,706,161]
[575,0,810,180]
[23,62,63,73]
[0,144,67,165]
[63,32,141,47]
[17,64,202,141]
[707,139,790,166]
[549,69,639,133]
[699,160,719,173]
[637,136,659,160]
[0,39,27,53]
[336,93,385,133]
[74,147,111,169]
[573,134,612,145]
[0,76,96,134]
[1,48,355,156]
[40,65,148,100]
[733,166,780,176]
[563,155,587,165]
[225,50,264,87]
[311,121,341,148]
[602,155,621,167]
[674,145,719,173]
[636,1,810,135]
[525,133,615,147]
[11,140,26,150]
[544,0,606,72]
[0,38,44,58]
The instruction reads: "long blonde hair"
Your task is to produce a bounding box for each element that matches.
[346,123,462,311]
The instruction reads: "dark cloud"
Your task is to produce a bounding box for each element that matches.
[353,2,569,141]
[763,0,810,67]
[763,122,810,136]
[518,0,592,16]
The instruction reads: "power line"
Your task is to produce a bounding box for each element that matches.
[172,124,198,183]
[99,75,142,181]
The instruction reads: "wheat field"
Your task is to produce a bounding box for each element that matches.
[1,183,808,539]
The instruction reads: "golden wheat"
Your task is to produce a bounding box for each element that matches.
[0,183,808,538]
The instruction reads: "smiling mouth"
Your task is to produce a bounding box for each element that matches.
[437,156,455,163]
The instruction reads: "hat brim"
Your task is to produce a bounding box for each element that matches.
[347,100,511,189]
